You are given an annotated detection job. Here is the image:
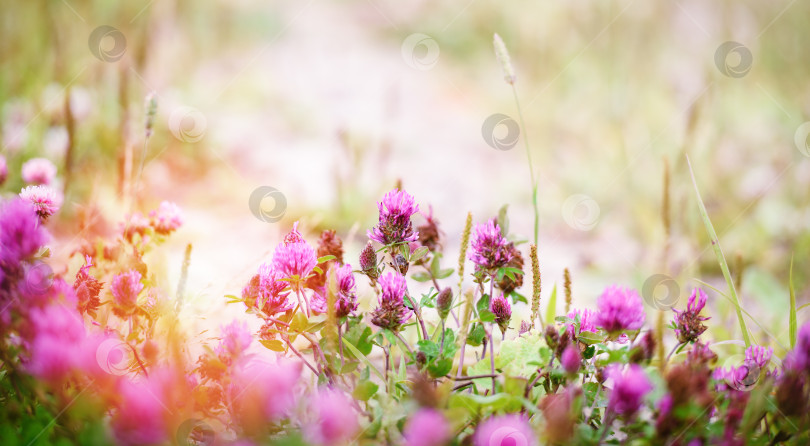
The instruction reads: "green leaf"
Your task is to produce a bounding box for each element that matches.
[410,247,429,263]
[312,266,323,275]
[498,204,510,236]
[411,272,432,283]
[343,324,373,355]
[686,155,750,347]
[577,330,607,345]
[352,380,379,401]
[495,334,551,378]
[478,309,496,323]
[428,356,454,378]
[342,338,384,381]
[545,283,558,326]
[417,340,440,358]
[290,312,308,332]
[260,339,285,352]
[317,255,336,264]
[467,324,486,346]
[790,255,797,349]
[476,294,491,313]
[435,268,454,279]
[339,361,360,374]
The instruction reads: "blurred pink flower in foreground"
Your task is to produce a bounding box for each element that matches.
[404,408,451,446]
[607,364,652,417]
[20,185,61,221]
[25,303,85,382]
[112,370,178,446]
[21,157,57,186]
[230,359,302,432]
[306,388,359,445]
[474,414,537,446]
[216,320,252,361]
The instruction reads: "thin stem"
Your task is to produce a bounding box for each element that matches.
[453,382,474,392]
[511,85,539,246]
[338,321,345,368]
[667,342,683,362]
[439,318,446,355]
[488,325,496,394]
[286,339,319,375]
[393,331,415,358]
[448,373,500,381]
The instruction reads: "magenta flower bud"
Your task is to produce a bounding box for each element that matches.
[595,285,646,334]
[359,241,379,280]
[436,287,452,320]
[567,308,598,335]
[310,263,358,318]
[490,293,512,334]
[404,409,451,446]
[561,345,581,375]
[242,263,292,316]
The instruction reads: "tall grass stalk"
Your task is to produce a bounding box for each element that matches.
[686,155,751,347]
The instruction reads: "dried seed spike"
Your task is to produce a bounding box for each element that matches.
[563,268,572,314]
[493,33,516,84]
[530,244,541,324]
[457,212,473,292]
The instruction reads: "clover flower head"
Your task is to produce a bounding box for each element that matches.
[149,201,183,235]
[468,219,512,271]
[672,287,710,344]
[311,263,358,318]
[368,188,419,245]
[595,285,646,334]
[20,185,61,221]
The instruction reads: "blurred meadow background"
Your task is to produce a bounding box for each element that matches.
[2,0,809,360]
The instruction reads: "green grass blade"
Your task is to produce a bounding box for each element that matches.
[545,283,558,326]
[790,255,797,349]
[686,156,750,347]
[342,338,384,382]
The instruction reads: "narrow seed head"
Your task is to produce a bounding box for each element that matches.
[144,91,158,138]
[493,33,516,85]
[563,268,572,313]
[530,244,541,323]
[457,212,473,292]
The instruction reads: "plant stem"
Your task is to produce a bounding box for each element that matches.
[511,85,539,246]
[488,325,496,394]
[393,331,415,358]
[286,339,319,375]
